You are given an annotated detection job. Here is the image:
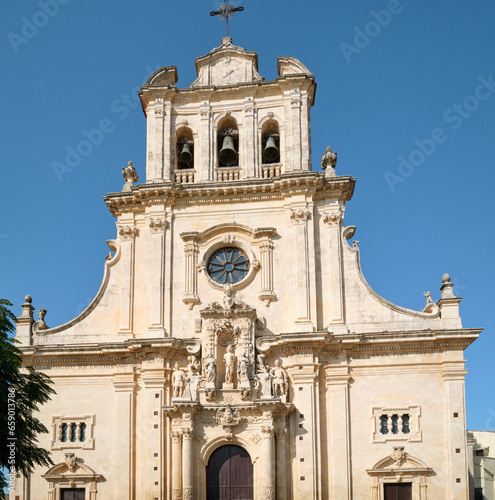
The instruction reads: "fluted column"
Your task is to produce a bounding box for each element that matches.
[258,240,276,306]
[171,431,182,500]
[261,427,275,500]
[181,236,199,309]
[182,428,194,500]
[275,429,288,500]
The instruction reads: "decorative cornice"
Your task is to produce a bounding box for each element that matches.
[103,173,356,217]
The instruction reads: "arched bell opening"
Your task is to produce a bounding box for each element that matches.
[176,126,194,170]
[261,119,280,165]
[217,116,239,168]
[206,444,253,500]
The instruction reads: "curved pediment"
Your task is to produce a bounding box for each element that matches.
[144,65,178,87]
[43,457,99,479]
[369,449,431,475]
[191,37,264,88]
[277,56,313,77]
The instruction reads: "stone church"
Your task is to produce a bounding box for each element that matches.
[14,37,481,500]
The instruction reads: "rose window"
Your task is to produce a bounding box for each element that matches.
[207,247,250,284]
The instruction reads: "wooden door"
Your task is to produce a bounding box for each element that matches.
[206,445,253,500]
[60,489,85,500]
[384,483,412,500]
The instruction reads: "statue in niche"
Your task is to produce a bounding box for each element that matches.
[171,363,186,398]
[270,360,289,396]
[256,354,272,398]
[203,353,217,385]
[223,345,236,384]
[238,351,250,384]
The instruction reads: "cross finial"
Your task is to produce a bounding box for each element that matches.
[210,1,244,37]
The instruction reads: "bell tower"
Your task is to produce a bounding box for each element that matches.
[139,37,316,184]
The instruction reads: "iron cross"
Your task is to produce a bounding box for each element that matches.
[210,1,244,37]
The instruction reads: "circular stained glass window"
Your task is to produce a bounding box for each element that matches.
[207,247,250,284]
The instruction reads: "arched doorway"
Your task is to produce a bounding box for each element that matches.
[206,445,253,500]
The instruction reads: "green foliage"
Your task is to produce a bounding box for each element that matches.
[0,299,55,490]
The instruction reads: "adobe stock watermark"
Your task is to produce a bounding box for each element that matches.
[51,64,159,183]
[385,73,495,192]
[7,386,17,493]
[339,0,412,63]
[7,0,72,54]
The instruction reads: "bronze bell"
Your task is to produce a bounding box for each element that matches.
[218,136,238,166]
[179,142,193,165]
[263,136,279,163]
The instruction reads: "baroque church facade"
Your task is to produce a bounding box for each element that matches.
[14,38,481,500]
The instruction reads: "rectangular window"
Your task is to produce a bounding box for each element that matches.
[474,488,483,500]
[372,406,421,443]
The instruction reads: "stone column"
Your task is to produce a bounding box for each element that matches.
[118,224,137,333]
[325,359,351,500]
[323,208,345,324]
[148,216,167,335]
[290,89,302,171]
[199,100,212,181]
[113,373,136,500]
[292,367,321,499]
[261,427,275,500]
[443,358,469,500]
[182,239,199,309]
[258,240,276,306]
[243,96,257,178]
[289,208,314,331]
[300,91,311,171]
[171,431,182,500]
[182,428,194,500]
[275,429,288,500]
[162,100,173,181]
[151,100,165,181]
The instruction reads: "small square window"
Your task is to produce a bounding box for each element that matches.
[299,436,303,441]
[456,478,461,483]
[300,458,304,462]
[299,387,303,391]
[299,414,304,419]
[154,424,158,429]
[300,476,305,481]
[456,448,461,453]
[453,412,458,418]
[154,467,158,471]
[154,453,158,457]
[154,411,158,415]
[155,394,160,398]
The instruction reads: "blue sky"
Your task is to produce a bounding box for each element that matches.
[1,0,494,432]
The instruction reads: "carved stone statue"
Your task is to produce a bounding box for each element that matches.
[203,353,217,385]
[223,345,235,384]
[424,291,434,305]
[238,351,250,384]
[223,283,235,309]
[122,161,139,192]
[187,355,201,376]
[270,360,288,396]
[321,146,337,170]
[171,363,186,398]
[33,308,49,333]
